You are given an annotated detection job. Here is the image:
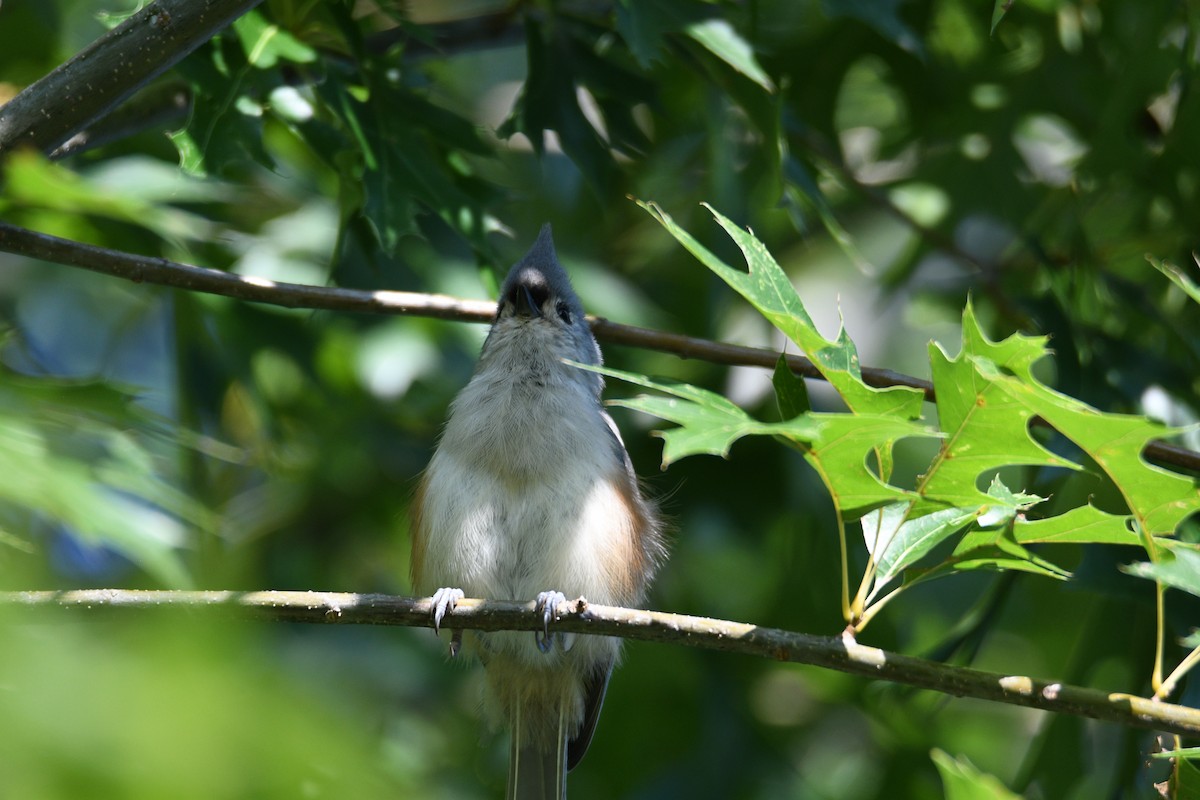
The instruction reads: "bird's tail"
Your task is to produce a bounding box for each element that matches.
[507,701,567,800]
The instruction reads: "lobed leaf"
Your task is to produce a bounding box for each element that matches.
[589,363,934,516]
[1011,504,1138,546]
[640,202,926,425]
[919,302,1077,512]
[994,367,1200,537]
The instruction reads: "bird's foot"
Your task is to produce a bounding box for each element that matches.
[430,587,465,656]
[534,590,568,654]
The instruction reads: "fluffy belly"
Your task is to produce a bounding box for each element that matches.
[420,454,634,603]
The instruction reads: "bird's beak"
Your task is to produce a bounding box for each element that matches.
[514,284,542,318]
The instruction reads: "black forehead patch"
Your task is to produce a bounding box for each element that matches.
[504,267,551,308]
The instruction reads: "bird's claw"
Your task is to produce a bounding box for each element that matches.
[430,587,465,645]
[534,590,568,654]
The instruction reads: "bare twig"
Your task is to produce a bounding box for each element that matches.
[0,220,497,320]
[1,220,1198,473]
[0,0,264,157]
[4,588,1198,737]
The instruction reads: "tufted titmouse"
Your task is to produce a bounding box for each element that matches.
[410,225,665,799]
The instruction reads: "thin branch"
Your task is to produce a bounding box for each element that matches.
[4,588,1198,737]
[1,219,1198,474]
[0,0,264,157]
[0,220,498,320]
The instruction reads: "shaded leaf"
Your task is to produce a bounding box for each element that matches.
[2,151,218,244]
[1150,256,1200,306]
[823,0,925,56]
[869,504,981,590]
[772,354,810,420]
[948,526,1072,580]
[1123,540,1200,598]
[499,16,616,198]
[0,369,212,587]
[1177,756,1200,800]
[615,0,709,67]
[783,155,869,273]
[991,0,1015,35]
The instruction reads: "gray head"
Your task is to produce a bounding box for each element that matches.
[486,224,603,367]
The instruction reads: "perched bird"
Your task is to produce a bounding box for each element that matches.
[410,225,665,799]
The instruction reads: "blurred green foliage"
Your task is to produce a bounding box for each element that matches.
[1,0,1198,797]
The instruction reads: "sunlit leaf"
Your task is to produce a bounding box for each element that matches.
[590,364,933,517]
[976,476,1044,527]
[1012,504,1138,545]
[1152,746,1200,760]
[919,302,1077,512]
[804,414,935,519]
[584,363,821,466]
[684,18,775,91]
[996,369,1200,537]
[641,201,926,421]
[232,10,316,69]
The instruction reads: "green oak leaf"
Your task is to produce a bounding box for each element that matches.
[918,301,1077,513]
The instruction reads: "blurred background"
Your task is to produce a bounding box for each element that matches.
[0,0,1198,797]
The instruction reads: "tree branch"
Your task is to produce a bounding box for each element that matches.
[4,588,1197,737]
[0,0,264,157]
[1,220,1197,473]
[3,220,1198,473]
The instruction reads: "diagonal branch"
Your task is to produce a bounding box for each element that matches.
[5,588,1198,737]
[0,0,264,157]
[0,219,1197,474]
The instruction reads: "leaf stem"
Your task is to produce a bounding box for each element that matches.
[853,582,905,631]
[1157,642,1200,701]
[837,512,852,624]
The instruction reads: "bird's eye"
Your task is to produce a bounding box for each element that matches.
[555,300,572,324]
